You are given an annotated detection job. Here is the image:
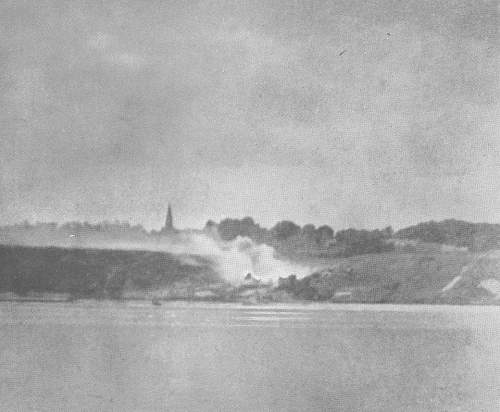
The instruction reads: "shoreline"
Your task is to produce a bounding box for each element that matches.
[1,296,499,308]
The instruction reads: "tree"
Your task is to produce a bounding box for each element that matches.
[271,221,301,240]
[302,224,316,238]
[382,226,393,238]
[217,218,242,241]
[317,225,334,242]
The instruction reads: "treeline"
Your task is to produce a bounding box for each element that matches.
[396,219,500,251]
[0,220,152,249]
[9,217,500,257]
[205,217,394,258]
[2,220,148,236]
[0,245,219,298]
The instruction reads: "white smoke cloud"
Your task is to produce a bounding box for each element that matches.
[154,233,312,284]
[210,236,311,284]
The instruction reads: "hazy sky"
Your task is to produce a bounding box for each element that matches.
[1,0,499,230]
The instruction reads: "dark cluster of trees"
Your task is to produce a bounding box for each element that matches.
[395,219,500,251]
[276,269,401,302]
[211,217,333,244]
[206,217,394,258]
[334,227,394,256]
[276,273,337,300]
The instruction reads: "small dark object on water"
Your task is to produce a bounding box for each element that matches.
[339,49,347,56]
[152,298,161,306]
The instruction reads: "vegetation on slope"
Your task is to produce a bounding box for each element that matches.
[277,248,473,303]
[396,219,500,251]
[276,244,500,305]
[0,245,220,299]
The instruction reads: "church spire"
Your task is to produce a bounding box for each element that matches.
[164,203,174,232]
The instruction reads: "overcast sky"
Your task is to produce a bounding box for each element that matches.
[1,0,498,230]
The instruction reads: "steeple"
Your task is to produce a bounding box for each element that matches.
[164,203,174,233]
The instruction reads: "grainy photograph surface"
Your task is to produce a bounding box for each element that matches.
[1,1,499,411]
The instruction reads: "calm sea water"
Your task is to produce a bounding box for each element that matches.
[1,302,499,411]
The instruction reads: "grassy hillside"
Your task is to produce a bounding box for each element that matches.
[0,245,221,299]
[278,246,500,304]
[396,219,500,251]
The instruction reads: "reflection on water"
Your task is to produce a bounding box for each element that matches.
[1,302,499,411]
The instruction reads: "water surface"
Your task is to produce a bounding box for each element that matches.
[1,302,499,411]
